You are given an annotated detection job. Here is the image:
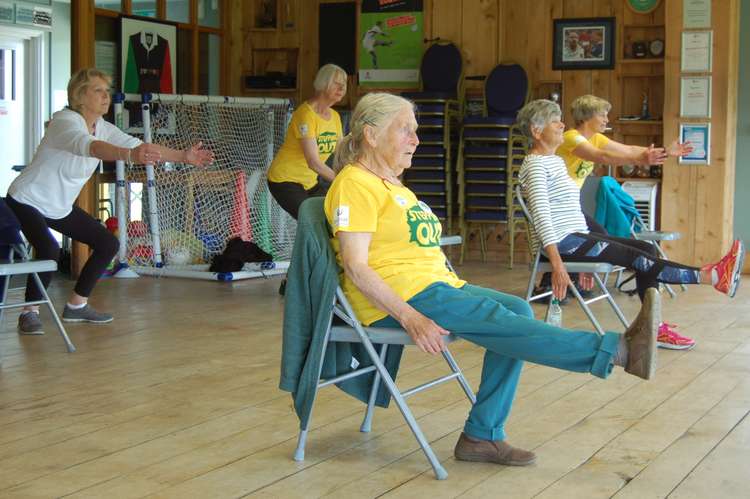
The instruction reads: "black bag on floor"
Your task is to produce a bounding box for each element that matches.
[209,238,273,273]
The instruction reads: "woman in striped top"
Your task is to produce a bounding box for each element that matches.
[517,99,744,308]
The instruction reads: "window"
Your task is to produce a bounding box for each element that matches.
[0,48,16,101]
[95,0,223,95]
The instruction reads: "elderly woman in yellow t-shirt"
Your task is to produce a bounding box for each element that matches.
[267,64,347,219]
[323,92,662,469]
[556,94,693,188]
[553,94,695,349]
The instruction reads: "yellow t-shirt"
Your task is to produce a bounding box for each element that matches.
[556,129,610,187]
[324,165,465,326]
[267,102,343,190]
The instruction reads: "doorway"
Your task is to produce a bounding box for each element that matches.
[0,27,47,197]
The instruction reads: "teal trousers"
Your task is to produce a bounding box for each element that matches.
[372,282,621,442]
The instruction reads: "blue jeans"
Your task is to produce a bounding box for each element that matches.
[372,282,620,442]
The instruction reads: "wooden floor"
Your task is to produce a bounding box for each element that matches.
[1,262,748,498]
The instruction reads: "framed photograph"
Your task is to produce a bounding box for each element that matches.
[120,15,177,94]
[680,76,711,118]
[681,30,712,72]
[553,17,615,70]
[679,123,710,165]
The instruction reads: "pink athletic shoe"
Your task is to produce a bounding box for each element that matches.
[657,323,696,350]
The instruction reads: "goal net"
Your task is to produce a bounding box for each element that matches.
[113,93,294,280]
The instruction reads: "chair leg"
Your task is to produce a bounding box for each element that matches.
[295,309,335,461]
[360,344,388,433]
[568,284,605,336]
[0,247,11,326]
[525,253,541,301]
[32,273,75,353]
[478,225,487,263]
[357,332,448,480]
[442,348,476,404]
[593,273,629,329]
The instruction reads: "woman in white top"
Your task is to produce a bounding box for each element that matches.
[6,68,213,334]
[517,99,743,309]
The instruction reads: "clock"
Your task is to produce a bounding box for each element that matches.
[649,39,665,58]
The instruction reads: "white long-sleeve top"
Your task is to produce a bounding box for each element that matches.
[8,108,142,219]
[519,153,588,253]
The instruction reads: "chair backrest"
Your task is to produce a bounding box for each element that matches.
[580,174,602,215]
[420,42,462,93]
[485,63,528,118]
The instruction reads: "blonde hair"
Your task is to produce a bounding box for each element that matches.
[570,94,611,126]
[516,99,561,141]
[313,63,347,93]
[333,92,414,171]
[67,68,112,112]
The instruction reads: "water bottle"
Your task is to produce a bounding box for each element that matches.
[545,298,563,327]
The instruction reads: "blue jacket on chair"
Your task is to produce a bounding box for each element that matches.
[594,176,641,238]
[279,197,403,429]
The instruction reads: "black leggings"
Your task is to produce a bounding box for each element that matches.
[268,180,328,220]
[558,232,701,301]
[5,196,118,301]
[540,211,607,287]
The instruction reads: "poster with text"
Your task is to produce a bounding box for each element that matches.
[358,0,423,88]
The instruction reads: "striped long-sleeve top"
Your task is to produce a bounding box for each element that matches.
[519,154,588,253]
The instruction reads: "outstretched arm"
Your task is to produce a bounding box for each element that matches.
[574,139,667,166]
[89,140,214,167]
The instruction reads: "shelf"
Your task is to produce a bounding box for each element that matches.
[616,119,663,125]
[620,58,664,64]
[623,24,665,28]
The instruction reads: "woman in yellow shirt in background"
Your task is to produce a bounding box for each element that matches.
[268,64,347,219]
[555,94,695,350]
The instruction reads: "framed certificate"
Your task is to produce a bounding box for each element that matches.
[683,0,711,29]
[680,76,711,118]
[679,123,710,165]
[681,31,712,72]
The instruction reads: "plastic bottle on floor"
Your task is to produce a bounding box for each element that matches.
[545,298,563,327]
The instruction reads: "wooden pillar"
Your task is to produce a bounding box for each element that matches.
[70,0,97,278]
[661,0,740,264]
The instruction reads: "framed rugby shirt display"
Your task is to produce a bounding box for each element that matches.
[120,15,177,94]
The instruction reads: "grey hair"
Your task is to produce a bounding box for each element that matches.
[570,94,611,126]
[68,68,112,112]
[313,63,347,93]
[333,92,415,171]
[516,99,562,141]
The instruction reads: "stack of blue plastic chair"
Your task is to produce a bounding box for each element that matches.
[402,41,463,234]
[458,63,529,267]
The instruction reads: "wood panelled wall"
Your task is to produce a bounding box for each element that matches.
[661,0,739,265]
[231,0,739,265]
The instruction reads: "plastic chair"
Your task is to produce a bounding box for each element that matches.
[291,199,475,480]
[515,185,629,335]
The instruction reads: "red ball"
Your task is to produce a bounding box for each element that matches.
[127,220,148,238]
[105,216,118,232]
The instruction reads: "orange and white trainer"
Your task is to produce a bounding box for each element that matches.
[702,239,745,298]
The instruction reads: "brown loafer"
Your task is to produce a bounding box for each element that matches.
[624,287,661,380]
[454,432,536,466]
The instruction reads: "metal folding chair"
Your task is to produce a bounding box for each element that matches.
[0,241,76,353]
[515,185,629,335]
[292,200,475,480]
